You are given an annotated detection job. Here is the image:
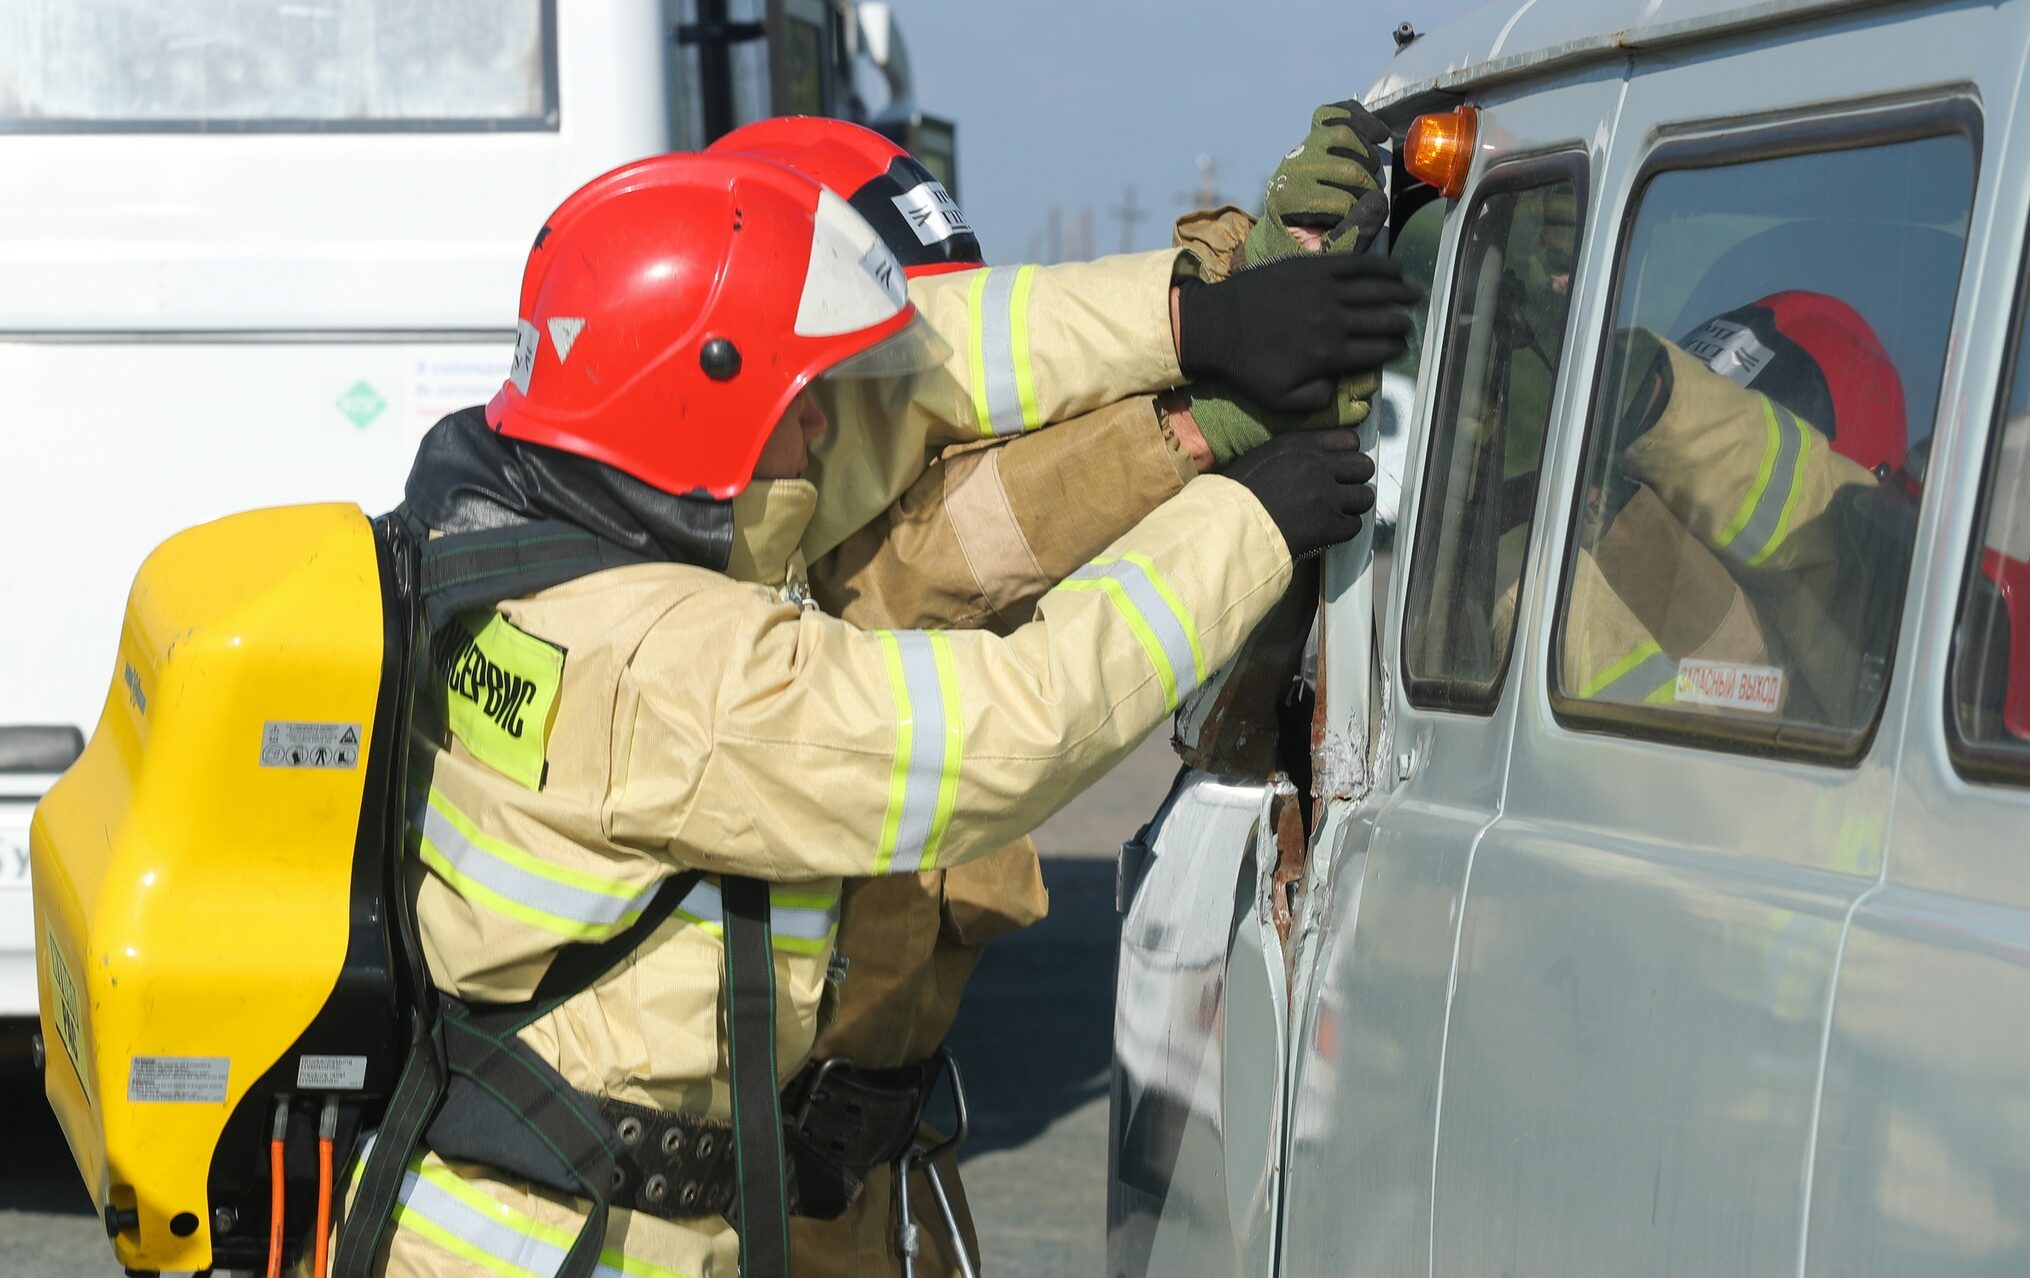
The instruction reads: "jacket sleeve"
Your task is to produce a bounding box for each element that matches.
[1172,206,1257,282]
[910,250,1193,442]
[608,475,1292,881]
[1620,337,1876,575]
[808,396,1197,635]
[800,248,1200,564]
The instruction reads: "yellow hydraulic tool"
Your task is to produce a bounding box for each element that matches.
[32,503,416,1275]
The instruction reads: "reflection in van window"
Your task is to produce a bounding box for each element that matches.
[1950,351,2030,780]
[0,0,553,129]
[1404,174,1580,713]
[1554,134,1974,755]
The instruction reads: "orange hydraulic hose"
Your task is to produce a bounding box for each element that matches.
[314,1097,337,1278]
[265,1133,286,1278]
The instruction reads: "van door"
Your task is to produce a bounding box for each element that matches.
[1275,78,1613,1276]
[1805,51,2030,1268]
[1431,14,1986,1274]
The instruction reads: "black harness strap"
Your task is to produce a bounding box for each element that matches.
[337,513,795,1277]
[723,875,793,1278]
[336,872,700,1278]
[417,518,649,633]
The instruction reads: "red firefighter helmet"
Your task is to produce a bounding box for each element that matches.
[1681,290,1907,473]
[485,152,939,498]
[709,116,984,278]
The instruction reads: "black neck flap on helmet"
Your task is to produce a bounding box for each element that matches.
[403,406,735,573]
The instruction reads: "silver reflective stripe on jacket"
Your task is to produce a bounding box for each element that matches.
[1057,553,1207,711]
[673,876,842,956]
[408,783,663,942]
[1577,641,1679,706]
[1714,397,1812,569]
[873,630,964,874]
[384,1151,693,1278]
[966,265,1041,437]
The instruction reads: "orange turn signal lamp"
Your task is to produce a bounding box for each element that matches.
[1404,106,1479,199]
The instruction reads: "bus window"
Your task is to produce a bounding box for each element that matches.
[0,0,556,131]
[1402,162,1584,714]
[1551,127,1975,759]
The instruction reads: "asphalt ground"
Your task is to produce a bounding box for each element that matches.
[0,735,1183,1278]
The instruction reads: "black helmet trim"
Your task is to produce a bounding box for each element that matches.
[848,156,985,272]
[1680,303,1837,442]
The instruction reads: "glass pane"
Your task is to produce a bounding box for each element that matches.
[1373,198,1447,530]
[0,0,551,128]
[1949,343,2030,778]
[1404,175,1581,712]
[1555,133,1975,754]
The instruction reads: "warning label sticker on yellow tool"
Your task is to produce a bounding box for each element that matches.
[129,1056,230,1104]
[44,922,86,1095]
[262,721,363,770]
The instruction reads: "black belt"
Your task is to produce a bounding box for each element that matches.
[576,1050,964,1225]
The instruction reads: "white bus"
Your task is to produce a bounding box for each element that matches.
[0,0,945,1029]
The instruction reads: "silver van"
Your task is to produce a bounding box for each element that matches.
[1108,1,2030,1274]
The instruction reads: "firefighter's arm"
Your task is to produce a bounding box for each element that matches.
[809,396,1201,635]
[799,250,1197,563]
[908,249,1195,444]
[1620,336,1875,574]
[608,475,1292,881]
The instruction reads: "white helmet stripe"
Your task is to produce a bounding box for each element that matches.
[797,188,909,338]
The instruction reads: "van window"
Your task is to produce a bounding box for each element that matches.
[1403,166,1582,713]
[1550,130,1975,758]
[1949,323,2030,783]
[0,0,556,131]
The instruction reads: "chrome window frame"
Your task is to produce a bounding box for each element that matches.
[1402,150,1590,717]
[1546,95,1983,764]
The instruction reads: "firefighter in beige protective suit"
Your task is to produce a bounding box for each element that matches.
[707,107,1402,1277]
[335,152,1394,1278]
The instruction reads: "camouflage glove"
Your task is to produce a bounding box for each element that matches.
[1187,371,1379,466]
[1245,99,1392,267]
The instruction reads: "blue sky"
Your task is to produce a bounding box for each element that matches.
[876,0,1489,263]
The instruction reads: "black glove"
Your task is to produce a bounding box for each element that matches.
[1222,429,1377,560]
[1177,254,1418,414]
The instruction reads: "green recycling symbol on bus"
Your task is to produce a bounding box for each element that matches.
[336,379,388,429]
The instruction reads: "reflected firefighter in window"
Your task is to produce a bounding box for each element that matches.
[1556,294,1923,729]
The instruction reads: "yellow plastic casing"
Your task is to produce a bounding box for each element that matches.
[31,502,385,1273]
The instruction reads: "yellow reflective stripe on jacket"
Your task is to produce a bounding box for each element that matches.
[874,630,965,874]
[1576,640,1678,706]
[1056,554,1206,712]
[408,784,661,941]
[966,265,1042,438]
[1713,397,1812,569]
[672,876,842,956]
[391,1154,691,1278]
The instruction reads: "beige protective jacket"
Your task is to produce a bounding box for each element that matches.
[376,474,1291,1278]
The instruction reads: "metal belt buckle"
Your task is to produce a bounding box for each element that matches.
[792,1055,857,1133]
[894,1047,978,1278]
